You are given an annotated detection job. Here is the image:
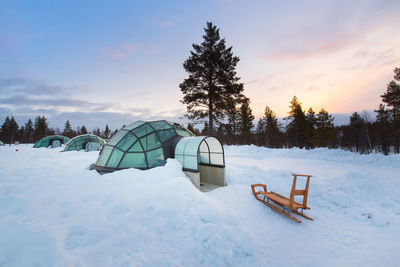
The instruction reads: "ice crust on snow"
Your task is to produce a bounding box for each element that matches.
[0,144,399,266]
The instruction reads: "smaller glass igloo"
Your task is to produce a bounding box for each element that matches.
[62,134,106,152]
[0,140,4,146]
[33,135,70,148]
[91,120,194,173]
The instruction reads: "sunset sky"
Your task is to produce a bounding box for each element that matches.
[1,0,400,130]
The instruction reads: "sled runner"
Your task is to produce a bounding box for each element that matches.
[251,174,313,223]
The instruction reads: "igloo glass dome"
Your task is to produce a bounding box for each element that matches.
[91,120,194,173]
[62,134,106,152]
[33,135,70,148]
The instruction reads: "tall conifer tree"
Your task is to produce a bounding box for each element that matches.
[180,22,245,135]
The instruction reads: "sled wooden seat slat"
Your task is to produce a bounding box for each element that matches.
[258,191,306,210]
[251,174,313,223]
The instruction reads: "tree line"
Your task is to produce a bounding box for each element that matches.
[0,116,116,144]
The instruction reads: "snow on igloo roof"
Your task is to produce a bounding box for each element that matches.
[62,134,106,152]
[91,120,194,173]
[33,135,70,148]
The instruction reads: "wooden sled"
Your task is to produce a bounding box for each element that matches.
[251,174,313,223]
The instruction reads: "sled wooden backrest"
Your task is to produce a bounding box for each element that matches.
[289,174,312,210]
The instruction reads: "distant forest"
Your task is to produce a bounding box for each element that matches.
[1,22,399,155]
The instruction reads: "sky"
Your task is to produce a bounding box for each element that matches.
[1,0,399,131]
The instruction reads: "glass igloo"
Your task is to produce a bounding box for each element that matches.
[62,134,106,152]
[90,120,194,173]
[33,135,70,148]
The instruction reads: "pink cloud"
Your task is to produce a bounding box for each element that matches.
[265,38,355,62]
[105,43,141,60]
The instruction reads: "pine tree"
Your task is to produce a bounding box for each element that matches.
[34,116,48,141]
[8,117,18,143]
[63,120,74,138]
[310,109,336,147]
[375,104,391,154]
[255,118,266,146]
[24,119,34,143]
[264,106,282,148]
[93,128,101,137]
[80,125,88,134]
[187,123,200,135]
[349,112,369,153]
[0,116,11,144]
[305,108,316,148]
[237,98,254,144]
[103,124,110,139]
[379,67,400,153]
[18,126,24,143]
[226,107,240,136]
[180,22,245,135]
[200,121,209,135]
[286,96,308,148]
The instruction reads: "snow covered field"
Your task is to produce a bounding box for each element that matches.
[1,144,399,266]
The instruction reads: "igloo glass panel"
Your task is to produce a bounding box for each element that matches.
[42,139,50,147]
[175,128,192,137]
[117,132,137,151]
[119,153,147,169]
[146,148,165,167]
[150,121,172,130]
[184,138,202,157]
[199,152,209,164]
[106,148,124,168]
[157,129,176,142]
[175,154,184,167]
[96,145,113,166]
[140,132,161,151]
[199,141,209,153]
[210,153,224,166]
[204,137,223,153]
[107,130,128,146]
[128,141,143,152]
[133,124,154,138]
[124,120,145,130]
[183,155,198,171]
[175,138,188,156]
[75,140,83,149]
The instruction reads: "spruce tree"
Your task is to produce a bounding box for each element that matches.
[80,125,88,134]
[286,96,308,148]
[34,116,48,141]
[238,98,254,144]
[255,118,266,146]
[375,104,391,154]
[379,67,400,153]
[264,106,281,148]
[9,117,18,144]
[180,22,245,135]
[63,120,74,138]
[200,121,209,135]
[103,124,111,139]
[24,119,34,143]
[305,108,316,148]
[0,116,11,144]
[310,109,336,147]
[187,123,200,136]
[349,112,368,153]
[18,126,25,143]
